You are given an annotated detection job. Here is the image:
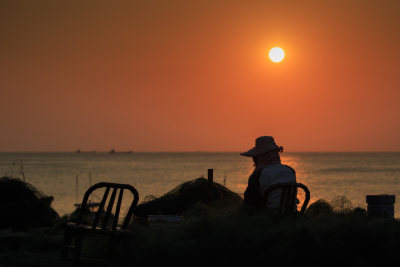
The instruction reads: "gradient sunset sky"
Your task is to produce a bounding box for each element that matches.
[1,0,400,152]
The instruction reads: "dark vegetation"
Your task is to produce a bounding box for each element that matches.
[123,198,400,267]
[1,176,400,266]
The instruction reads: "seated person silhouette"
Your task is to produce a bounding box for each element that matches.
[241,136,297,209]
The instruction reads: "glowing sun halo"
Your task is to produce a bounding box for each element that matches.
[269,47,285,63]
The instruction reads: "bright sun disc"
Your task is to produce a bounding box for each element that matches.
[269,47,285,62]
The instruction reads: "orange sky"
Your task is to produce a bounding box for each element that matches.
[1,0,400,152]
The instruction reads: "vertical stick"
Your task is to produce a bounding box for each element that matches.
[76,175,79,204]
[20,159,25,182]
[207,169,213,203]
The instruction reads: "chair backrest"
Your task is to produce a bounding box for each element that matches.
[76,182,139,230]
[262,183,310,216]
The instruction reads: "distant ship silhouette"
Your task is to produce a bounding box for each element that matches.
[109,149,116,153]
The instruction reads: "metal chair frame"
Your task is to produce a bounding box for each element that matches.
[262,182,310,216]
[61,182,139,264]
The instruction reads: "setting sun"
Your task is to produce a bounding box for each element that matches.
[269,47,285,62]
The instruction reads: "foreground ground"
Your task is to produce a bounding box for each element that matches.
[1,199,400,267]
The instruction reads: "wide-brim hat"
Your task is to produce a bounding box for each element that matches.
[240,136,282,157]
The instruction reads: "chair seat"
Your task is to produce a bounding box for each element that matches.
[66,222,130,235]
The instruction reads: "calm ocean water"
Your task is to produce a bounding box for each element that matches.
[1,152,400,217]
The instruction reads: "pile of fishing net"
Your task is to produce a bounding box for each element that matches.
[0,177,59,229]
[305,196,367,216]
[134,177,243,218]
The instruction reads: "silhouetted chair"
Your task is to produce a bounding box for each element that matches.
[61,182,139,265]
[262,183,310,216]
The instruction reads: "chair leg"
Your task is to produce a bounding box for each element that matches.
[61,228,72,261]
[108,235,116,261]
[110,234,124,261]
[74,232,84,264]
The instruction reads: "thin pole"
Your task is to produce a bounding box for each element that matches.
[20,159,25,182]
[76,175,79,204]
[207,169,213,203]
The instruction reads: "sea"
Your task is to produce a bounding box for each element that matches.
[1,152,400,217]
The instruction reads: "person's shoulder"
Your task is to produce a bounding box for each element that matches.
[269,164,296,178]
[260,164,290,175]
[282,164,296,175]
[264,163,293,171]
[259,164,296,184]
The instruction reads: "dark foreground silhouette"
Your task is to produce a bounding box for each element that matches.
[0,177,59,229]
[1,177,400,267]
[135,177,242,218]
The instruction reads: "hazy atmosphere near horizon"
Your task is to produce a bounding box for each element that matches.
[1,0,400,152]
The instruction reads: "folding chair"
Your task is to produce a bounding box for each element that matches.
[61,182,139,264]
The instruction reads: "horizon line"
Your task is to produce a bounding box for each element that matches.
[1,150,400,153]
